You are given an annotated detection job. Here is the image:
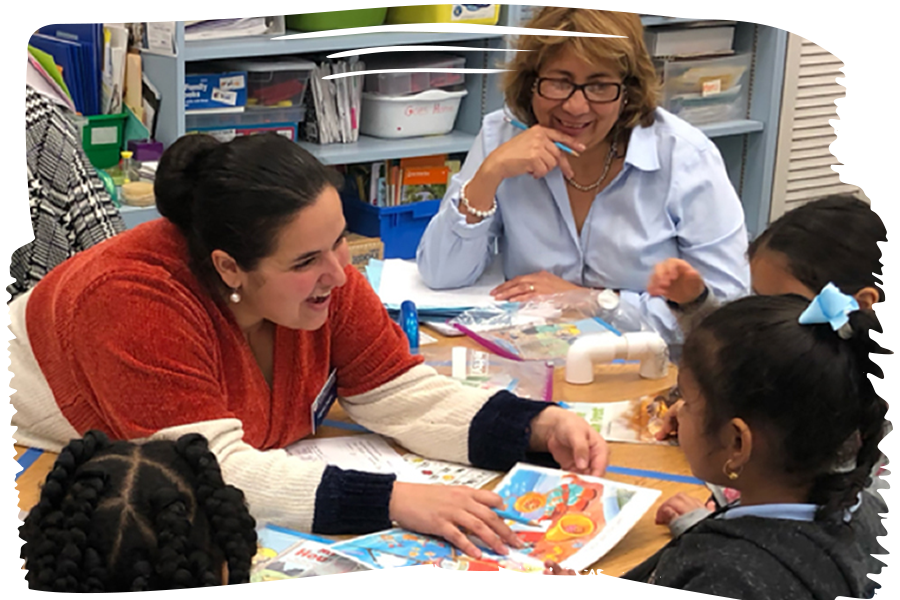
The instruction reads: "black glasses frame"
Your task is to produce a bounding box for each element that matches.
[533,77,624,104]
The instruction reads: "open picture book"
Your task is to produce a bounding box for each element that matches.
[330,463,660,600]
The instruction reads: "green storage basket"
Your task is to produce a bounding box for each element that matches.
[285,9,388,31]
[78,113,128,169]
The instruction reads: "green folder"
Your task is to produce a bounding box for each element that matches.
[28,45,71,98]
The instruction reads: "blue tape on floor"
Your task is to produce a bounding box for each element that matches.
[607,465,704,485]
[15,448,44,481]
[320,419,371,433]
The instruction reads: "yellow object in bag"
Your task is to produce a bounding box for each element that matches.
[386,4,500,25]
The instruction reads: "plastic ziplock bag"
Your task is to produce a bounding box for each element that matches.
[418,345,554,401]
[449,289,652,363]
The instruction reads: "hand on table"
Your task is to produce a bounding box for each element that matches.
[655,492,716,526]
[389,482,524,559]
[529,406,608,476]
[647,258,707,305]
[491,271,582,302]
[544,560,606,600]
[654,399,683,441]
[484,125,585,181]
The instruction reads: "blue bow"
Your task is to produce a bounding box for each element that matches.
[798,282,859,332]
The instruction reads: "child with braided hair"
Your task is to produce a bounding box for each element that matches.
[547,288,888,599]
[19,430,258,592]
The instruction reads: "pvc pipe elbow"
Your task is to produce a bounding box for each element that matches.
[565,331,669,385]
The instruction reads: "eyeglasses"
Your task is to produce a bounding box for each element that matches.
[533,77,623,104]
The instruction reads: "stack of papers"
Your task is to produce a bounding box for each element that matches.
[184,19,269,41]
[366,258,503,316]
[306,59,365,144]
[31,24,104,115]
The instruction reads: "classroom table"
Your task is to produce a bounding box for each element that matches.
[13,329,708,578]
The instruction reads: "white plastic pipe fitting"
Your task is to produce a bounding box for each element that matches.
[565,331,669,384]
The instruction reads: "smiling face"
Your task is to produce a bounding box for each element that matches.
[229,185,350,331]
[530,46,625,151]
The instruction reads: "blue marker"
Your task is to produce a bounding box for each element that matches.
[400,300,419,353]
[505,117,581,157]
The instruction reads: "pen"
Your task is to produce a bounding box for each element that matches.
[493,508,542,527]
[505,117,581,157]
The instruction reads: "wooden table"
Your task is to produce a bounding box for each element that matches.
[14,330,707,577]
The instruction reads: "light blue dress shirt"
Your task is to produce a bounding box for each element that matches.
[416,107,751,345]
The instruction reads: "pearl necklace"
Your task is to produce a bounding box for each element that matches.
[565,141,618,192]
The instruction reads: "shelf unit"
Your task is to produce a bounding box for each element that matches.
[121,4,506,227]
[128,10,787,237]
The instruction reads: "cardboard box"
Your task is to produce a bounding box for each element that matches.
[346,234,384,273]
[184,71,248,110]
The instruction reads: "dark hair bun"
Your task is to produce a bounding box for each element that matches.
[155,134,221,232]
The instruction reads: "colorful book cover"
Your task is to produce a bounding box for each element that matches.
[332,463,660,600]
[252,524,335,575]
[252,539,371,581]
[566,396,677,445]
[399,165,450,205]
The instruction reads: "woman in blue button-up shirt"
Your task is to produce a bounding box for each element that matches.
[416,8,750,345]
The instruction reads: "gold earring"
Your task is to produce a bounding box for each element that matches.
[723,460,742,481]
[229,288,241,304]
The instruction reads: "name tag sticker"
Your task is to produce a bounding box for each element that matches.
[310,370,338,434]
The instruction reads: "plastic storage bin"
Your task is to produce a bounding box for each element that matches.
[658,53,752,125]
[342,197,441,259]
[364,53,466,96]
[285,9,388,31]
[386,4,500,25]
[224,59,315,108]
[186,106,306,142]
[75,113,128,169]
[360,88,468,139]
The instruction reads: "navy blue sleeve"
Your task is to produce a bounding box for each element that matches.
[313,466,395,534]
[468,390,559,471]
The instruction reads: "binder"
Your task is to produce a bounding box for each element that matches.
[35,24,102,115]
[29,33,86,114]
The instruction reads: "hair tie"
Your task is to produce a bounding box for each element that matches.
[798,282,859,339]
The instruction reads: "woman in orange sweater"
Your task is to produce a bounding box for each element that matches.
[9,133,606,560]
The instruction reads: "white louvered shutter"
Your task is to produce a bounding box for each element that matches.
[770,4,894,220]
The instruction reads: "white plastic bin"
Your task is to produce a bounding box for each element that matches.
[360,89,468,139]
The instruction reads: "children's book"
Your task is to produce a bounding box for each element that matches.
[565,396,677,445]
[252,524,335,576]
[250,540,366,600]
[331,463,660,600]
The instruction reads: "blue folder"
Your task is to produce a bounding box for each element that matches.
[29,33,86,113]
[38,24,101,115]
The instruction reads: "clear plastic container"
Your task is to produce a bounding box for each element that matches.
[186,106,307,141]
[363,53,466,96]
[223,59,315,108]
[658,53,752,125]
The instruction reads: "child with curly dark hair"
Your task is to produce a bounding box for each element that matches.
[19,430,258,592]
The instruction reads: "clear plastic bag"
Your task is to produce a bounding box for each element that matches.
[449,289,652,363]
[418,345,554,401]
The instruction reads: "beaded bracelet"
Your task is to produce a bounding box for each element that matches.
[460,179,497,219]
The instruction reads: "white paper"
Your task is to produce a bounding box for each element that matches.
[286,434,427,483]
[377,258,504,310]
[402,453,500,488]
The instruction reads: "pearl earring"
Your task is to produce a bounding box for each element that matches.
[229,288,241,304]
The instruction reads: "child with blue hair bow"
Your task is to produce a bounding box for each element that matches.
[648,195,889,532]
[546,286,888,600]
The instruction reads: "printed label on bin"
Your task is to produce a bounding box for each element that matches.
[91,126,118,146]
[211,88,238,106]
[701,78,722,97]
[219,75,246,91]
[452,4,495,21]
